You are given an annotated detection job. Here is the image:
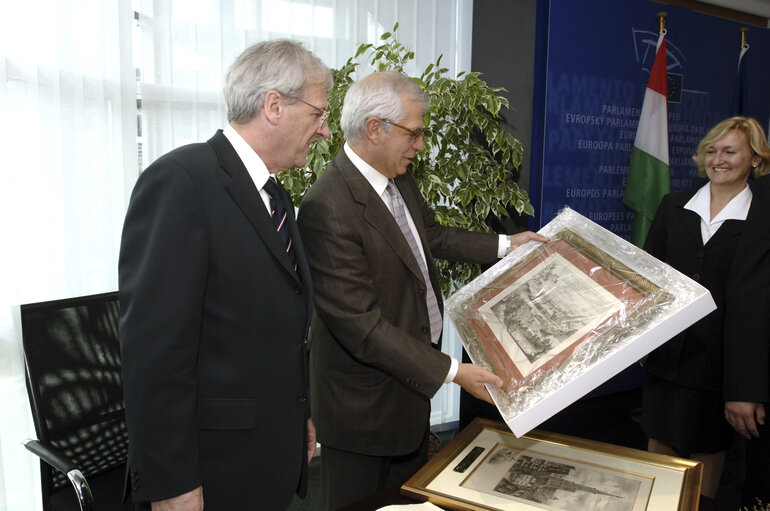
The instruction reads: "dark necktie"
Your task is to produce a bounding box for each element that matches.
[263,176,297,272]
[386,181,442,344]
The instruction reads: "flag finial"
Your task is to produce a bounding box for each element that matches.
[739,27,749,49]
[656,12,667,34]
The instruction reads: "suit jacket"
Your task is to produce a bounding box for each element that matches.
[723,175,770,403]
[297,150,499,457]
[643,188,765,398]
[119,130,312,509]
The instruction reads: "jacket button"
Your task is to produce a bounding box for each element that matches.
[418,289,426,297]
[298,395,307,403]
[696,250,705,258]
[692,273,700,281]
[295,286,303,294]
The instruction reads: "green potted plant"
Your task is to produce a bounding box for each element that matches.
[284,23,534,294]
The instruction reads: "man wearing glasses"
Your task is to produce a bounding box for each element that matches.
[297,71,547,510]
[119,40,331,510]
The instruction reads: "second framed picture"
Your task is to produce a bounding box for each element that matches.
[402,418,702,511]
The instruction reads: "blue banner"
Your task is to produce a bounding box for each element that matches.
[530,0,770,235]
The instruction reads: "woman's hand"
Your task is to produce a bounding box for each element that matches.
[725,401,765,439]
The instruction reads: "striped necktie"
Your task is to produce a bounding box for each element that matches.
[263,176,297,272]
[386,181,442,344]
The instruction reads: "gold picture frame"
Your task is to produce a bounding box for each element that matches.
[445,208,715,436]
[402,418,703,511]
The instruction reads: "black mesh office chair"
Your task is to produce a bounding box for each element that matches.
[21,291,132,511]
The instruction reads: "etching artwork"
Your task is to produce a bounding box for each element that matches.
[461,443,653,511]
[477,253,622,378]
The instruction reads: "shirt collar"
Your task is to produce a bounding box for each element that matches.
[684,182,753,223]
[344,142,390,197]
[223,124,271,190]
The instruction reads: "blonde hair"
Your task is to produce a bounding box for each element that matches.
[692,116,770,179]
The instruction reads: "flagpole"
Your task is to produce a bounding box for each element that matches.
[738,27,750,67]
[739,27,749,49]
[731,28,750,116]
[623,12,671,247]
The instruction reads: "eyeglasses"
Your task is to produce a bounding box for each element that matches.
[382,119,426,143]
[287,95,330,128]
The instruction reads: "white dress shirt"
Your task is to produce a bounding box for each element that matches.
[223,124,274,215]
[684,182,752,244]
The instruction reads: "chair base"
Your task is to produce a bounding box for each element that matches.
[48,466,132,511]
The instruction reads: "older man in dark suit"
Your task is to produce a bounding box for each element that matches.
[119,40,332,510]
[297,71,547,510]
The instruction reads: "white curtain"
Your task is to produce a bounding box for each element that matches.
[0,0,472,508]
[0,1,136,509]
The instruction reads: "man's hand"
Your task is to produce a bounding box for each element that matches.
[307,418,317,463]
[454,364,504,405]
[151,486,203,511]
[725,401,765,440]
[510,231,549,251]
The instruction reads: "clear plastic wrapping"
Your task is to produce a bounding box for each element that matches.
[446,207,716,436]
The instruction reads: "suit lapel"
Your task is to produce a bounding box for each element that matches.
[395,175,445,307]
[671,191,705,248]
[392,175,444,295]
[670,189,747,249]
[334,152,426,285]
[394,175,434,261]
[208,131,302,284]
[280,181,313,290]
[707,219,744,248]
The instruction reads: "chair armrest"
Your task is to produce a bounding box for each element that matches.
[23,438,77,473]
[23,438,94,511]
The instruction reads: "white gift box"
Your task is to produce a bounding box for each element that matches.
[446,207,716,436]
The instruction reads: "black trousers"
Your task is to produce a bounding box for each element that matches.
[743,421,770,507]
[320,429,429,511]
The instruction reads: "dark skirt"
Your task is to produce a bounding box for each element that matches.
[642,372,733,457]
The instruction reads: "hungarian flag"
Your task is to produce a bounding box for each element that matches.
[623,31,670,247]
[730,43,749,116]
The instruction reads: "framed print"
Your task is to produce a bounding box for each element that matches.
[469,232,658,385]
[402,418,702,511]
[446,208,716,436]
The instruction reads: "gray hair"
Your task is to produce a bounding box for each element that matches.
[341,71,430,143]
[224,39,332,123]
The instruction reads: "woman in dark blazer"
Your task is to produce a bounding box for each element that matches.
[641,116,770,498]
[725,171,770,505]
